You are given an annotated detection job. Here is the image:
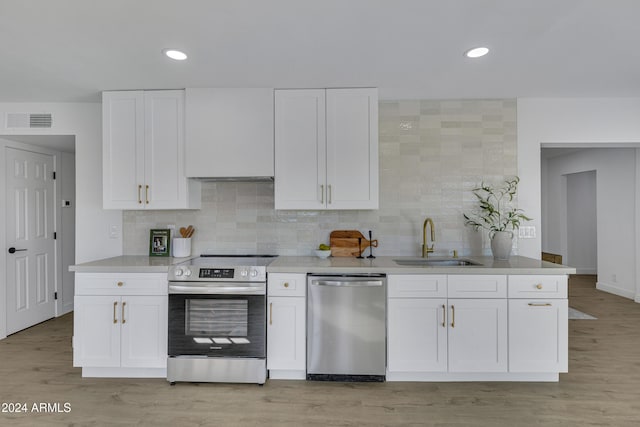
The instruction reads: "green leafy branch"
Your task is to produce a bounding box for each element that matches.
[463,177,532,233]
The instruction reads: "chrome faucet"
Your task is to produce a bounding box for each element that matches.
[422,217,435,258]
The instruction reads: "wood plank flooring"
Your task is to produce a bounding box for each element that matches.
[1,275,639,426]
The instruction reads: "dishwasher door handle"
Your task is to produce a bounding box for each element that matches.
[311,280,384,287]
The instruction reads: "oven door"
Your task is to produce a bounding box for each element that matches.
[168,293,266,358]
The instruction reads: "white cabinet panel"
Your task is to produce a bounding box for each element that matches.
[120,296,168,368]
[73,296,122,368]
[508,275,568,298]
[448,275,507,298]
[388,275,447,298]
[447,299,508,372]
[388,298,447,372]
[185,88,274,178]
[267,296,306,372]
[509,299,568,372]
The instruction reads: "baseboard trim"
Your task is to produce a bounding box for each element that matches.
[596,281,636,300]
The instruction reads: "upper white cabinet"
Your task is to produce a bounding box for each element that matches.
[274,88,379,210]
[184,88,274,179]
[102,90,201,209]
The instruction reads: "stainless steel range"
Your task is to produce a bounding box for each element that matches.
[167,254,277,385]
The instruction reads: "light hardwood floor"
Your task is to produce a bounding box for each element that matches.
[1,275,639,426]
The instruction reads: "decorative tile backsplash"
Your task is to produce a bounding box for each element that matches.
[123,99,517,257]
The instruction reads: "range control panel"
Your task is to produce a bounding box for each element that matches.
[199,268,234,279]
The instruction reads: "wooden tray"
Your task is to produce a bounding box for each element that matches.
[329,230,378,257]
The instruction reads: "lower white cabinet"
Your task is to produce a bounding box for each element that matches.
[508,273,569,374]
[266,273,306,379]
[73,273,168,377]
[387,298,447,372]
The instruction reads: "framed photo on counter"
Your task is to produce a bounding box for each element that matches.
[149,229,171,257]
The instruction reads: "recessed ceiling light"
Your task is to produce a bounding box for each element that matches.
[464,47,489,58]
[163,49,187,61]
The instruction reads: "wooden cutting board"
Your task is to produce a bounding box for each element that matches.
[329,230,378,257]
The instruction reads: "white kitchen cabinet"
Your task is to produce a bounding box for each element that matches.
[274,88,378,210]
[387,275,507,379]
[185,88,274,178]
[73,273,168,377]
[266,273,306,379]
[388,297,448,373]
[508,275,568,373]
[447,298,508,372]
[102,90,200,210]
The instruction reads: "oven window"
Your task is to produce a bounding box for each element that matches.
[185,299,248,337]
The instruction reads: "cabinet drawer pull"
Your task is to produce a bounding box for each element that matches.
[113,301,118,324]
[117,281,124,287]
[138,185,142,204]
[283,282,289,288]
[451,305,455,328]
[320,185,324,204]
[528,302,552,307]
[269,302,273,325]
[122,301,126,324]
[145,185,150,204]
[536,283,543,290]
[328,185,332,204]
[441,304,446,327]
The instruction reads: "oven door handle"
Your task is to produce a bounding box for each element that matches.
[168,283,266,295]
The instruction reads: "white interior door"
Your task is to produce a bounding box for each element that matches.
[5,147,56,334]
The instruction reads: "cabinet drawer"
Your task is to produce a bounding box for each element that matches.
[388,275,447,298]
[75,273,167,296]
[448,275,507,298]
[508,275,568,298]
[268,273,306,297]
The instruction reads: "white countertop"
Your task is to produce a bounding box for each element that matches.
[69,255,195,273]
[267,255,576,275]
[70,255,575,275]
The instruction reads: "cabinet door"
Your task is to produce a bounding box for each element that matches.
[274,89,326,209]
[509,299,568,372]
[102,91,145,209]
[73,296,121,367]
[388,298,447,373]
[325,88,378,209]
[447,299,507,372]
[266,296,306,371]
[144,90,193,209]
[120,296,168,368]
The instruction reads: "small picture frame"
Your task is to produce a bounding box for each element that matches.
[149,229,171,257]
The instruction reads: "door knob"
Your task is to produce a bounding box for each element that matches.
[8,247,27,254]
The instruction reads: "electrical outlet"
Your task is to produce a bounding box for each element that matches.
[518,226,536,239]
[109,225,119,239]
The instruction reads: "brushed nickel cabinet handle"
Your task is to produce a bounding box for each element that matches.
[113,301,118,324]
[442,304,446,327]
[121,301,126,324]
[145,185,149,204]
[451,305,455,328]
[320,185,324,204]
[269,303,273,325]
[138,185,142,204]
[528,302,552,307]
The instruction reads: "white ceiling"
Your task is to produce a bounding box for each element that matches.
[1,0,639,103]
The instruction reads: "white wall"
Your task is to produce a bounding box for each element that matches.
[566,170,597,274]
[518,98,640,301]
[544,151,634,297]
[0,102,121,338]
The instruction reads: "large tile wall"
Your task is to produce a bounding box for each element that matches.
[123,99,518,257]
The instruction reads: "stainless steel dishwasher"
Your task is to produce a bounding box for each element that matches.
[307,274,386,381]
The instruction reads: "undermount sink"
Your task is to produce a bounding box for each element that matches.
[393,258,482,267]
